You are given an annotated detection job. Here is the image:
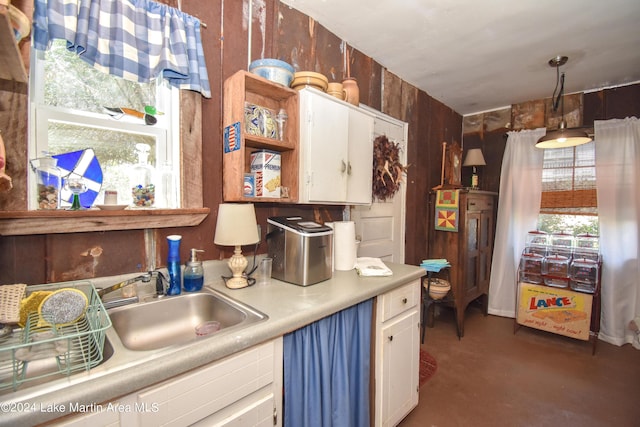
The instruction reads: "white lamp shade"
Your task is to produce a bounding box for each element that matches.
[463,148,486,167]
[214,203,260,246]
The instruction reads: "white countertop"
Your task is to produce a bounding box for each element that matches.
[1,260,425,426]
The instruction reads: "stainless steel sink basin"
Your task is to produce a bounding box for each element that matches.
[108,289,267,351]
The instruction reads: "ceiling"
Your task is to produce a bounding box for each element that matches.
[280,0,640,116]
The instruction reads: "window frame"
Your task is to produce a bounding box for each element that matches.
[28,47,182,210]
[540,142,597,215]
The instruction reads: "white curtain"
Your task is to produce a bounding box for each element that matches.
[488,128,546,317]
[594,117,640,349]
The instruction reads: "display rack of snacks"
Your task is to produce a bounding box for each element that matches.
[515,230,602,354]
[222,70,299,202]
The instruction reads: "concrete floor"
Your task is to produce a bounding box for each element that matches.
[400,302,640,427]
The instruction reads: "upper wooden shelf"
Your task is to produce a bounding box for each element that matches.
[0,208,210,236]
[0,4,28,84]
[222,70,300,203]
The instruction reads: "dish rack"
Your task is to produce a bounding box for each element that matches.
[0,281,111,392]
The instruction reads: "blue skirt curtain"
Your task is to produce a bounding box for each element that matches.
[284,298,373,427]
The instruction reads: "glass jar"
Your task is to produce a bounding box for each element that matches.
[525,230,548,255]
[130,144,156,208]
[575,233,599,257]
[519,252,544,284]
[549,231,574,257]
[570,258,599,293]
[157,161,178,208]
[542,254,570,288]
[31,154,62,210]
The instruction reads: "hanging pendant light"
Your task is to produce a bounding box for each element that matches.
[536,56,593,149]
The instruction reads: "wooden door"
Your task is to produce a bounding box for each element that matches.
[352,109,408,262]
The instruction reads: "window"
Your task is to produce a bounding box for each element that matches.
[29,40,181,209]
[537,141,599,235]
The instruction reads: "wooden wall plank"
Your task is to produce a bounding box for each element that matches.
[603,84,640,120]
[0,235,45,284]
[180,91,203,209]
[512,100,545,130]
[46,231,147,282]
[0,87,28,211]
[179,0,224,263]
[484,108,511,133]
[275,3,315,72]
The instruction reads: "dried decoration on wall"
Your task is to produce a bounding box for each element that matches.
[372,135,408,201]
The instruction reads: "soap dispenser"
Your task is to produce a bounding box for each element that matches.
[184,249,205,292]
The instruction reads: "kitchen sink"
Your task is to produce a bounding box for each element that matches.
[107,289,267,351]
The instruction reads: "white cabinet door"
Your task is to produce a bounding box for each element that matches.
[299,88,374,205]
[346,107,374,204]
[375,280,420,427]
[379,309,420,427]
[51,406,120,426]
[300,88,349,203]
[55,339,283,427]
[134,339,282,427]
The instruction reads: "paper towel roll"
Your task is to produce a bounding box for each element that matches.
[325,222,335,272]
[334,221,357,271]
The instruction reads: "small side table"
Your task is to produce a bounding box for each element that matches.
[421,267,456,343]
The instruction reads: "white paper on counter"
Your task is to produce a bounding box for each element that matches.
[355,257,393,277]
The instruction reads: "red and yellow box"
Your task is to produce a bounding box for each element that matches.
[517,283,592,340]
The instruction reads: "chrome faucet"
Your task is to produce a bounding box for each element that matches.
[154,271,169,297]
[99,273,151,310]
[99,271,170,310]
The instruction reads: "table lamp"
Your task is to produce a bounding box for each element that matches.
[463,148,486,189]
[214,203,260,289]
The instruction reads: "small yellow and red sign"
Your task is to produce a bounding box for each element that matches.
[517,283,593,341]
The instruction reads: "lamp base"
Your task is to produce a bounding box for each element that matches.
[226,276,249,289]
[224,246,249,289]
[471,173,479,189]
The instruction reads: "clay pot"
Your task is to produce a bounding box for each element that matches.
[327,82,346,100]
[291,71,329,91]
[342,77,359,106]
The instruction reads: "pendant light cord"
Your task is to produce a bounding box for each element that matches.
[552,67,565,114]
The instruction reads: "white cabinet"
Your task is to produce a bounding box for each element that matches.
[53,338,283,427]
[298,87,374,205]
[374,280,420,427]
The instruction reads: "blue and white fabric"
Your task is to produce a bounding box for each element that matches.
[33,0,211,98]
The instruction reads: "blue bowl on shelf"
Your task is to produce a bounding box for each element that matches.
[249,59,295,87]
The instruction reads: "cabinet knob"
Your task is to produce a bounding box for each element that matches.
[388,335,393,341]
[347,161,352,175]
[402,297,407,304]
[341,160,347,173]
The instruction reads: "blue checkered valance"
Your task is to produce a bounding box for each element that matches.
[33,0,211,98]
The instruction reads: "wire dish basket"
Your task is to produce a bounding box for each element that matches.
[0,281,111,392]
